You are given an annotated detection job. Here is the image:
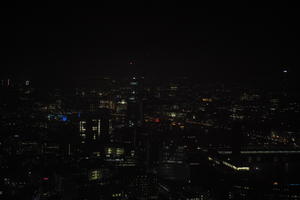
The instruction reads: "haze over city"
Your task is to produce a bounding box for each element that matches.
[1,2,300,200]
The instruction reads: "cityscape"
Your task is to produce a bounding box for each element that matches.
[1,2,300,200]
[1,74,300,199]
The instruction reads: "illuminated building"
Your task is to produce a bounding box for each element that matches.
[127,76,144,127]
[116,99,127,113]
[104,147,125,159]
[78,110,112,143]
[88,169,102,181]
[99,100,115,110]
[131,173,158,199]
[158,146,190,181]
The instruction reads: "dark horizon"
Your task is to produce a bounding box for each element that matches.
[1,2,300,85]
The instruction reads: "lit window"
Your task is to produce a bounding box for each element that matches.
[79,121,86,133]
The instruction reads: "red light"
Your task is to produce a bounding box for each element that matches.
[43,177,49,181]
[154,118,160,123]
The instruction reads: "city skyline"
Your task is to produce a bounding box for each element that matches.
[1,2,300,199]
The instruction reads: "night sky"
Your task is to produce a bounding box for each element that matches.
[1,2,299,85]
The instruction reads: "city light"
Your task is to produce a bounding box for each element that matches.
[1,9,299,198]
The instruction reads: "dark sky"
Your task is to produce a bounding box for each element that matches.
[1,1,299,84]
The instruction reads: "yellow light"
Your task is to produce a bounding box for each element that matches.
[237,167,250,171]
[116,148,124,155]
[89,170,102,181]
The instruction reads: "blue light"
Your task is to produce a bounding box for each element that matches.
[78,112,81,118]
[62,116,68,122]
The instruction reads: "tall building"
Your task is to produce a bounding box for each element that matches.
[78,109,112,144]
[127,76,144,127]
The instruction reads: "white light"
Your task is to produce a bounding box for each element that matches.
[98,120,101,136]
[79,121,86,133]
[237,167,250,171]
[283,70,288,73]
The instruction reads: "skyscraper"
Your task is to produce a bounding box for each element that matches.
[78,109,111,144]
[127,76,144,127]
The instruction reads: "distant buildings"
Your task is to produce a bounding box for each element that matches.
[1,76,300,199]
